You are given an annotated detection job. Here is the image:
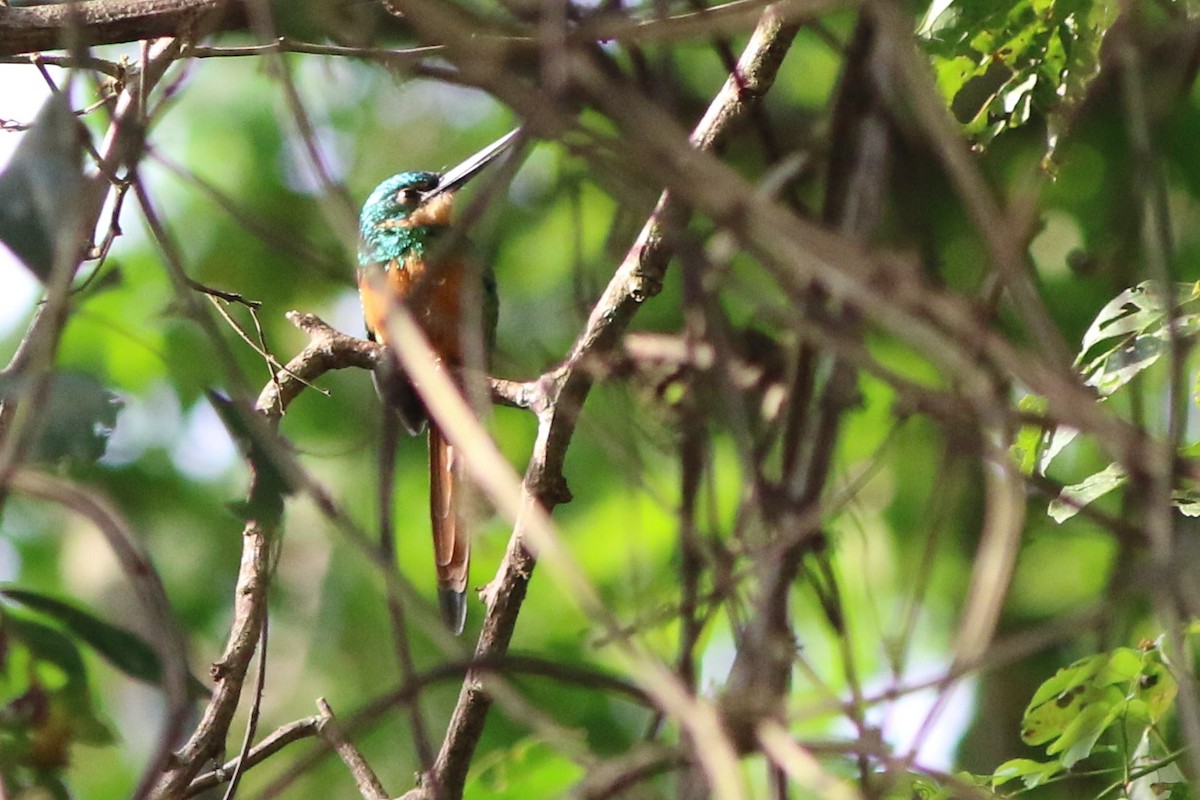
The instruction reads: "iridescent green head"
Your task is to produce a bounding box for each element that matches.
[358,171,443,265]
[357,129,521,268]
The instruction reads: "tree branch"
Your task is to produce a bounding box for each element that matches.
[317,698,388,800]
[185,714,324,796]
[0,0,244,57]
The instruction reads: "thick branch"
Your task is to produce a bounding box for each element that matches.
[0,0,244,57]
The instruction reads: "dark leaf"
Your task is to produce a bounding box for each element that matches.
[0,372,123,465]
[0,92,86,282]
[0,587,163,686]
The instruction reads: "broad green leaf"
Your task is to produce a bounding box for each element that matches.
[1,587,163,687]
[991,757,1061,789]
[1,607,90,692]
[1022,648,1140,743]
[1048,462,1126,523]
[1049,698,1116,767]
[465,737,585,799]
[1022,645,1176,769]
[919,0,1117,145]
[1077,282,1183,359]
[1039,424,1079,475]
[0,92,86,281]
[0,635,34,706]
[1166,779,1193,800]
[1137,645,1177,723]
[0,606,113,743]
[1084,334,1166,397]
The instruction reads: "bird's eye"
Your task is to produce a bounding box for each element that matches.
[397,188,422,206]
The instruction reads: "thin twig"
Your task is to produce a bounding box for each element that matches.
[187,715,325,796]
[316,698,389,800]
[221,616,270,800]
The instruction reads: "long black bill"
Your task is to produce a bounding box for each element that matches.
[425,128,521,201]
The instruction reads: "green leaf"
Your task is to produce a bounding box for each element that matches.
[1049,698,1115,767]
[1048,463,1126,523]
[1079,284,1162,358]
[1021,646,1176,769]
[1039,424,1079,475]
[991,757,1061,789]
[0,372,123,465]
[0,92,87,281]
[1011,393,1048,475]
[1079,282,1200,358]
[1,606,90,693]
[0,634,35,706]
[1022,648,1139,743]
[1084,334,1166,397]
[0,587,164,687]
[1075,282,1200,398]
[465,737,585,799]
[1166,779,1192,800]
[919,0,1117,146]
[1136,644,1177,724]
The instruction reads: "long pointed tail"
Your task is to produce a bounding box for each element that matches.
[429,425,470,634]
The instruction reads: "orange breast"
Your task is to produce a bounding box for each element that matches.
[359,255,468,364]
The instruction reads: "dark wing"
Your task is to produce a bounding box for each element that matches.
[366,325,428,436]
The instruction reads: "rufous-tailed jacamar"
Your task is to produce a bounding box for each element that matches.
[357,130,517,634]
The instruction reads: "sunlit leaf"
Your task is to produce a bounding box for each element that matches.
[1077,282,1182,359]
[1048,462,1126,523]
[1,606,90,691]
[991,757,1061,789]
[919,0,1117,145]
[1076,282,1200,398]
[1136,644,1177,724]
[1084,334,1166,397]
[1041,424,1080,473]
[1021,645,1177,770]
[1176,494,1200,517]
[1022,648,1140,744]
[0,635,34,706]
[1012,393,1048,475]
[464,737,585,799]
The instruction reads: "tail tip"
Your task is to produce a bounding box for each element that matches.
[438,588,467,635]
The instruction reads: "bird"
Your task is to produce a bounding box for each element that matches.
[356,130,518,634]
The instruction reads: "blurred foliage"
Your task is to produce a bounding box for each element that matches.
[921,0,1117,146]
[0,601,113,798]
[2,0,1200,796]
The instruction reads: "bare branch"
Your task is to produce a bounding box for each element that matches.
[317,698,389,800]
[0,0,244,57]
[186,715,324,796]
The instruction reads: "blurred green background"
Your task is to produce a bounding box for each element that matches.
[2,0,1199,796]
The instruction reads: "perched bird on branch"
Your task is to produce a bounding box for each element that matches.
[357,130,518,633]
